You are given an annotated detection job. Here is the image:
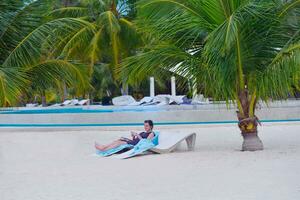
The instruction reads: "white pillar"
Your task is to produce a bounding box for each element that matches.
[150,77,155,97]
[171,76,176,96]
[121,82,128,95]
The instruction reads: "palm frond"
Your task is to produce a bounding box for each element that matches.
[49,7,89,18]
[26,59,91,94]
[0,0,53,62]
[0,66,28,106]
[123,0,300,102]
[61,23,96,60]
[97,11,121,72]
[2,18,91,68]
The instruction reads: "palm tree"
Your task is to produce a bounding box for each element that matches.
[122,0,300,151]
[43,0,141,95]
[0,0,89,106]
[1,0,141,106]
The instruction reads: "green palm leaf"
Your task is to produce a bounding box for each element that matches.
[3,18,91,68]
[0,66,28,106]
[26,59,90,94]
[0,0,52,63]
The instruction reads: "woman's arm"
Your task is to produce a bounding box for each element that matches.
[131,131,138,139]
[137,134,143,140]
[147,132,155,140]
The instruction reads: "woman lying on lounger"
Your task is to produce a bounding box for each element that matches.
[95,120,155,151]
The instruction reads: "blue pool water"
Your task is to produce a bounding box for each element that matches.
[0,107,164,114]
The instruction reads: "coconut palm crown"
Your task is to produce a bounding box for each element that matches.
[47,0,141,77]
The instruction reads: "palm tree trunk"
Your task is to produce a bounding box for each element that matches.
[110,1,118,16]
[237,89,263,151]
[41,91,47,107]
[63,82,68,101]
[238,116,263,151]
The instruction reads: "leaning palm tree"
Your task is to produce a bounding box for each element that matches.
[122,0,300,151]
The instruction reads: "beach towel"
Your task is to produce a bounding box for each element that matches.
[96,144,133,157]
[115,132,160,159]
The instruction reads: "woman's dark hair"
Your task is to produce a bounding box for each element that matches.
[144,120,154,128]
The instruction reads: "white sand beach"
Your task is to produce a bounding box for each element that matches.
[0,123,300,200]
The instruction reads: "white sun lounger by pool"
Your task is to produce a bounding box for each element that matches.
[113,132,196,159]
[128,96,153,106]
[69,99,79,106]
[49,100,71,107]
[76,99,89,106]
[169,95,186,105]
[142,95,170,106]
[60,100,72,106]
[112,95,136,106]
[26,103,39,107]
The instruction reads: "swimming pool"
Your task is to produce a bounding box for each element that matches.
[1,100,300,115]
[0,106,166,114]
[0,102,299,127]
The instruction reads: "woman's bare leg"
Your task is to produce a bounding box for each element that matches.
[95,140,126,151]
[95,140,121,149]
[101,140,127,151]
[94,142,107,150]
